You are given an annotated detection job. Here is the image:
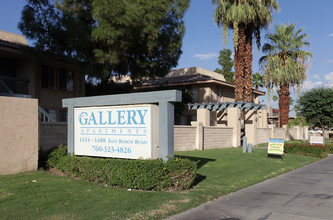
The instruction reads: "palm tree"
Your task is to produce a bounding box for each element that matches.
[260,24,312,127]
[252,72,263,90]
[212,0,279,102]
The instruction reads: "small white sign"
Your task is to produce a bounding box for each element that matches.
[309,136,325,145]
[74,105,158,159]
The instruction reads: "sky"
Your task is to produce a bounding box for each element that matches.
[177,0,333,112]
[1,0,333,112]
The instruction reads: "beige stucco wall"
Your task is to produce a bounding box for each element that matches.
[197,84,236,103]
[39,122,67,151]
[222,87,235,102]
[227,108,241,147]
[257,110,268,128]
[0,96,38,175]
[195,85,238,126]
[198,86,210,103]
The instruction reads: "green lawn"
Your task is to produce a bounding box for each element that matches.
[0,148,319,220]
[256,142,269,147]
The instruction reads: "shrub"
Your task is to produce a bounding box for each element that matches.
[46,145,69,168]
[284,142,329,158]
[325,142,333,154]
[47,146,197,191]
[39,144,67,169]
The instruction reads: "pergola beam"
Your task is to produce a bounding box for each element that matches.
[188,101,267,111]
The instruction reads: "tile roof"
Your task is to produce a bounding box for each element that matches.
[0,39,27,49]
[136,72,265,95]
[140,74,216,86]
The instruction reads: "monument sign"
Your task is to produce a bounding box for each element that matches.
[74,105,158,159]
[63,90,181,161]
[309,136,325,145]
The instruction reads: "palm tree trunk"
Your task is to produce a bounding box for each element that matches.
[234,48,241,101]
[278,83,290,127]
[244,28,253,102]
[234,24,246,102]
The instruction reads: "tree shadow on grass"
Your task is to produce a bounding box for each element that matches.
[175,155,216,169]
[175,155,216,186]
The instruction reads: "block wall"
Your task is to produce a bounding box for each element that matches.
[203,126,233,149]
[275,128,286,140]
[257,128,272,144]
[288,128,298,140]
[39,122,67,151]
[174,125,196,151]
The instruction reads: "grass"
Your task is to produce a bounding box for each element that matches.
[0,148,319,220]
[256,142,269,147]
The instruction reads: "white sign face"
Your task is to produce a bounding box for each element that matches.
[74,105,158,159]
[309,136,324,145]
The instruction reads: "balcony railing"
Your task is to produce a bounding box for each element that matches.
[0,76,14,94]
[38,106,57,122]
[0,75,57,122]
[0,75,30,96]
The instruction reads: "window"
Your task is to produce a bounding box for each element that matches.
[59,68,74,91]
[41,65,74,91]
[48,109,57,121]
[41,66,56,89]
[218,87,223,102]
[59,110,67,122]
[189,86,198,102]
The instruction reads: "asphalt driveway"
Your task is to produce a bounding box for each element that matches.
[167,155,333,220]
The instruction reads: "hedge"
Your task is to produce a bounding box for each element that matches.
[284,142,330,158]
[47,145,197,191]
[326,142,333,154]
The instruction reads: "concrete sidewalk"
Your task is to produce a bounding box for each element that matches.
[167,155,333,220]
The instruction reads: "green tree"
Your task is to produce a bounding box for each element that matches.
[252,72,263,90]
[19,0,94,62]
[260,24,312,127]
[300,88,333,133]
[92,0,189,79]
[214,48,234,83]
[19,0,189,79]
[212,0,279,102]
[287,103,308,142]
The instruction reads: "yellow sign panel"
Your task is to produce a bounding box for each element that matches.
[268,139,284,155]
